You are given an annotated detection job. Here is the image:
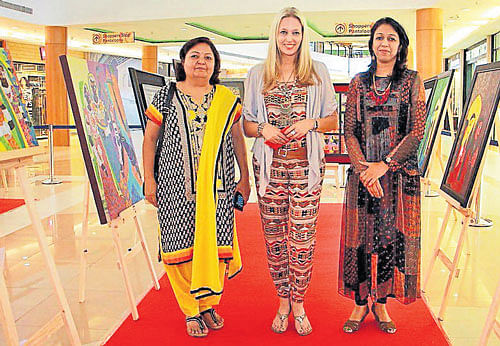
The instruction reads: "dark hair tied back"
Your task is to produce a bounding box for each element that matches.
[368,17,409,82]
[175,37,221,85]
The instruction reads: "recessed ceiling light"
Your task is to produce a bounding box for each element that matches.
[482,6,500,19]
[470,20,489,25]
[210,37,216,40]
[461,8,470,12]
[180,28,187,31]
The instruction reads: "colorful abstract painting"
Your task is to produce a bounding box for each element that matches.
[60,56,143,224]
[0,48,38,151]
[418,71,453,176]
[441,62,500,208]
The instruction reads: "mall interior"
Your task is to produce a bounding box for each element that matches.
[0,1,500,345]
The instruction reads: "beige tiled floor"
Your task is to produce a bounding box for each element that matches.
[0,131,498,345]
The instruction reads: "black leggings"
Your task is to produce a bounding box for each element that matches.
[355,292,387,306]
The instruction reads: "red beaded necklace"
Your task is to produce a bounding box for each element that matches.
[368,74,392,106]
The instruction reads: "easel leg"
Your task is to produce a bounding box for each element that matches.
[16,166,81,345]
[0,249,19,346]
[438,215,471,320]
[1,169,7,191]
[479,278,500,345]
[133,212,160,290]
[424,203,453,291]
[110,224,139,320]
[78,181,90,303]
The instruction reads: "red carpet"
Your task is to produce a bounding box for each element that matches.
[106,203,449,345]
[0,198,25,214]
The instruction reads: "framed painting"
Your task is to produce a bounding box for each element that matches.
[128,67,167,132]
[423,77,437,110]
[60,56,143,224]
[418,70,454,177]
[220,79,245,102]
[0,48,38,151]
[440,61,500,208]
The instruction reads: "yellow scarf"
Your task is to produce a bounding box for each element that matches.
[190,85,242,299]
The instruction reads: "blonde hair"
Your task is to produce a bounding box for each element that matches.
[263,7,319,92]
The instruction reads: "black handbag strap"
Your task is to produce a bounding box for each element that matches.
[154,82,176,181]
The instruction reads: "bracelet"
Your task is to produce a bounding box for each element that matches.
[312,119,319,131]
[257,122,267,137]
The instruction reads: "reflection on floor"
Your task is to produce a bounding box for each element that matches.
[0,131,498,345]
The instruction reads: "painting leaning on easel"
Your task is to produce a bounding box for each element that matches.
[440,61,500,208]
[60,56,143,224]
[0,48,38,151]
[418,70,454,177]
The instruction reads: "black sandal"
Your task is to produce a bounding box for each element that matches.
[186,315,208,337]
[200,308,224,330]
[343,305,369,333]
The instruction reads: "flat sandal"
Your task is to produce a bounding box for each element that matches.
[186,315,208,338]
[200,308,224,330]
[294,313,312,336]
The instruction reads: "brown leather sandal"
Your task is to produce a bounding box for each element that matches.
[186,315,208,337]
[371,303,397,334]
[200,308,224,330]
[343,305,369,333]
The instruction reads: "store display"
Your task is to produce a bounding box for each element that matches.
[60,55,143,224]
[441,61,500,208]
[0,48,38,151]
[128,67,167,132]
[418,70,454,176]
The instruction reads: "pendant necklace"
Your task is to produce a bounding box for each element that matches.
[277,70,295,116]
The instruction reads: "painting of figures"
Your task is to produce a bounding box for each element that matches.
[441,62,500,208]
[418,70,453,176]
[60,56,143,224]
[0,48,38,151]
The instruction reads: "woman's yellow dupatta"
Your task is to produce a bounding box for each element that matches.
[190,85,242,299]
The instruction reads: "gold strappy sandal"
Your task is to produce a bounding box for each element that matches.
[371,303,397,334]
[343,305,369,333]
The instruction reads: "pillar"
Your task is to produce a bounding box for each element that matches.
[416,8,443,80]
[142,46,158,73]
[45,26,69,146]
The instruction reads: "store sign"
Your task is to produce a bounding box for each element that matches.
[92,32,135,44]
[334,23,372,35]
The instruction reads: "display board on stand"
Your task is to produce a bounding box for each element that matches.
[60,55,160,320]
[0,48,38,152]
[424,61,500,322]
[0,48,80,345]
[128,67,167,133]
[418,70,454,178]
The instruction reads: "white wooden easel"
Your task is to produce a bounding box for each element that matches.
[422,194,473,320]
[0,147,81,346]
[479,277,500,345]
[78,180,160,320]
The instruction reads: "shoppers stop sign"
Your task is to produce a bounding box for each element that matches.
[92,32,135,44]
[334,23,372,35]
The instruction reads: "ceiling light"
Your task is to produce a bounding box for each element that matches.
[482,6,500,19]
[444,26,479,48]
[470,20,489,25]
[180,28,187,31]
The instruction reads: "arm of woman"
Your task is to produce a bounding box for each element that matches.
[232,119,251,203]
[384,72,426,169]
[344,76,369,173]
[143,121,160,207]
[285,110,339,139]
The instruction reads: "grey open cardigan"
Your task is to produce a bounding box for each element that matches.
[242,60,338,197]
